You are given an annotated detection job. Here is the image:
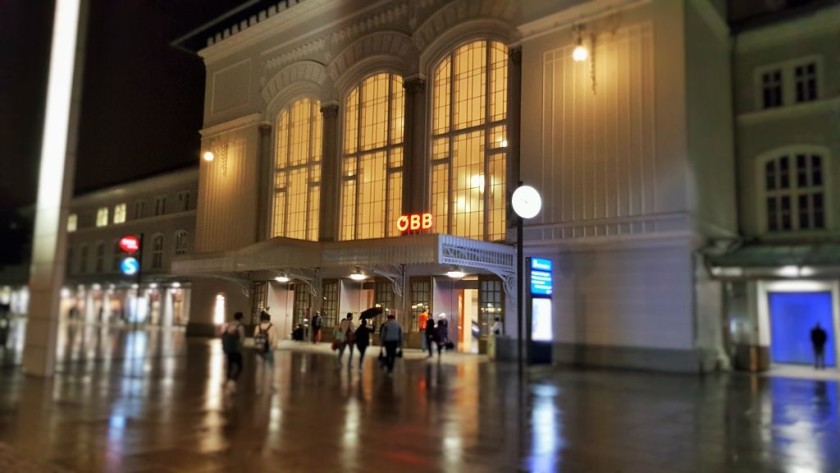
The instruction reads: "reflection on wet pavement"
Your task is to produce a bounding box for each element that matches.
[0,322,839,472]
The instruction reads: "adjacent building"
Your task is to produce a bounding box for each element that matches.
[60,166,198,326]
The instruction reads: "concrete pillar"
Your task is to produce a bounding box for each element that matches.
[256,122,273,241]
[23,0,88,376]
[319,102,340,242]
[403,76,428,213]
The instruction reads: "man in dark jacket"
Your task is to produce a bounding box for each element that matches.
[380,314,403,375]
[811,323,828,369]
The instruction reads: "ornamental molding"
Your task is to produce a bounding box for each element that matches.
[329,3,410,45]
[326,30,417,82]
[412,0,517,51]
[261,60,328,104]
[264,39,328,72]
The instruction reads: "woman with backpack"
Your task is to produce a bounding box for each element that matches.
[221,312,246,391]
[253,311,280,393]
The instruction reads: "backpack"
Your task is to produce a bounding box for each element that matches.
[221,323,241,353]
[254,324,272,353]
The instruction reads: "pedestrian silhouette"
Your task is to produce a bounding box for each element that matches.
[810,323,828,370]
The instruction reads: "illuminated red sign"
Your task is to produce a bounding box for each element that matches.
[397,213,432,233]
[119,234,140,254]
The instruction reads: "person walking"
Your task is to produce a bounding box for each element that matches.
[811,323,828,370]
[311,311,323,344]
[354,318,373,370]
[425,318,436,359]
[220,311,246,392]
[253,311,280,393]
[336,313,356,366]
[380,314,403,375]
[418,309,429,353]
[434,313,450,361]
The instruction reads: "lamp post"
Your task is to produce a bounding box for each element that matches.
[511,183,542,373]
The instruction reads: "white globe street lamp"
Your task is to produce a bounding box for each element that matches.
[512,183,542,372]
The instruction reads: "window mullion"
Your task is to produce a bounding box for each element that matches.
[448,52,456,235]
[483,40,492,240]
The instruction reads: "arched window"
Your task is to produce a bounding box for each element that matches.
[152,234,164,269]
[272,98,322,241]
[341,73,405,240]
[763,152,825,232]
[431,40,508,241]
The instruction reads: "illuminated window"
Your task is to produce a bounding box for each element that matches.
[174,231,189,255]
[272,98,322,240]
[113,203,126,224]
[214,293,226,325]
[152,234,164,269]
[67,214,77,232]
[96,207,109,227]
[341,73,404,240]
[764,153,825,232]
[431,40,508,241]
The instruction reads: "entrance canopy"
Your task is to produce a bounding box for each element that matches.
[706,243,840,278]
[172,234,516,294]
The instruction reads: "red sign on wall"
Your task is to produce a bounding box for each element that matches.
[397,213,433,233]
[119,234,141,254]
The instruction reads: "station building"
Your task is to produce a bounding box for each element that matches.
[169,0,744,371]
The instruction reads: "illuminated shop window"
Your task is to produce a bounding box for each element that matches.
[764,153,825,232]
[341,73,404,240]
[272,98,322,240]
[96,207,109,227]
[67,213,77,232]
[431,40,508,241]
[113,203,126,224]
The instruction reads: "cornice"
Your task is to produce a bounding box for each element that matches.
[200,113,264,137]
[737,96,840,126]
[735,4,840,53]
[517,0,649,42]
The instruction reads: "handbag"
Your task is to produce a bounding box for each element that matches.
[331,340,339,351]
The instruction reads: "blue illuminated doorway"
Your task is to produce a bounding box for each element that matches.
[769,292,835,367]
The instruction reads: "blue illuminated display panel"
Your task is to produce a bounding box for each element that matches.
[769,291,835,367]
[530,258,553,297]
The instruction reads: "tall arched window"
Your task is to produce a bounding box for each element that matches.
[431,40,508,241]
[152,234,164,269]
[341,73,405,240]
[272,98,322,240]
[174,231,190,255]
[764,152,825,231]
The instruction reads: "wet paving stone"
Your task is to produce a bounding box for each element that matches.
[0,325,839,472]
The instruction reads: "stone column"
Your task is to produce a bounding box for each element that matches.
[506,47,522,229]
[256,122,273,241]
[403,76,428,214]
[319,102,340,242]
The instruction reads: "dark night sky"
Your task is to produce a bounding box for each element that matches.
[0,0,246,209]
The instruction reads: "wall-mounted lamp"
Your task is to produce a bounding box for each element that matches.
[446,268,466,279]
[349,267,367,281]
[572,25,588,62]
[202,136,229,175]
[202,151,215,162]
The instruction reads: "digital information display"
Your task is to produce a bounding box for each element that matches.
[532,298,554,341]
[530,258,553,296]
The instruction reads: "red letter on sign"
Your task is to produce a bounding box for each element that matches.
[397,216,409,232]
[421,213,432,229]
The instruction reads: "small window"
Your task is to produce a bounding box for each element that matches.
[79,245,88,273]
[152,235,164,269]
[113,203,126,224]
[177,191,191,212]
[761,69,783,109]
[155,196,167,216]
[95,242,104,272]
[112,240,121,271]
[96,207,109,227]
[134,201,146,219]
[794,62,817,103]
[67,214,77,232]
[174,231,190,255]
